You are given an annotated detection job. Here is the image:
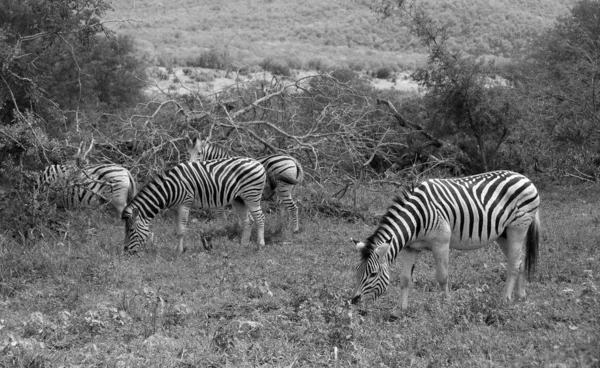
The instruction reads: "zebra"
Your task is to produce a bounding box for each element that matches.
[351,170,540,313]
[122,157,267,253]
[38,164,137,217]
[187,136,304,232]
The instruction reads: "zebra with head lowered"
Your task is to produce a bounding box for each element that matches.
[39,164,136,217]
[351,170,540,313]
[188,136,304,233]
[122,157,267,253]
[37,139,137,217]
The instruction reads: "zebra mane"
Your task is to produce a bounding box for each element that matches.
[360,186,415,261]
[207,140,233,154]
[359,241,377,261]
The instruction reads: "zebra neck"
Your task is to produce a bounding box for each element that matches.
[131,177,180,220]
[369,205,427,262]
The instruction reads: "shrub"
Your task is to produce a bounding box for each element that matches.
[375,66,393,79]
[330,68,357,83]
[307,58,330,72]
[189,47,232,70]
[259,58,292,77]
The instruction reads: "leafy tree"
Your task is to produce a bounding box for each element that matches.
[524,0,600,177]
[0,0,112,125]
[88,35,148,109]
[0,0,148,169]
[375,0,521,171]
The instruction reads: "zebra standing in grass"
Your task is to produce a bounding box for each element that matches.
[188,136,304,232]
[351,170,540,313]
[38,164,137,217]
[122,157,267,253]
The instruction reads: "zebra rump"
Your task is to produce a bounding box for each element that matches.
[187,137,304,232]
[38,164,136,216]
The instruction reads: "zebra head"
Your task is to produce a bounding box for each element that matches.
[187,136,208,162]
[351,239,391,305]
[122,205,150,253]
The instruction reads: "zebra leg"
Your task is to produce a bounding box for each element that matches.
[246,201,265,249]
[175,204,192,253]
[233,201,253,247]
[110,184,129,218]
[431,242,451,301]
[277,185,300,233]
[398,248,420,310]
[497,229,528,301]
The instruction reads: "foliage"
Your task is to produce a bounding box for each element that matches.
[87,35,148,109]
[186,46,233,70]
[520,0,600,178]
[258,58,293,77]
[0,0,112,123]
[375,67,393,79]
[375,1,521,171]
[107,0,577,68]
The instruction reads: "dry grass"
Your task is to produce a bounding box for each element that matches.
[1,183,599,367]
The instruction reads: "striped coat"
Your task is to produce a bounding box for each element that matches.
[352,170,540,311]
[38,164,136,217]
[122,157,267,253]
[188,137,304,232]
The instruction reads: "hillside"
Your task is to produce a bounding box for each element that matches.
[106,0,576,69]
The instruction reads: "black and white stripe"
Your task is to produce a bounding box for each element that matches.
[188,137,304,232]
[122,157,267,253]
[38,164,136,217]
[352,170,540,310]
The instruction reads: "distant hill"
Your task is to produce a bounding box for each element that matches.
[105,0,577,70]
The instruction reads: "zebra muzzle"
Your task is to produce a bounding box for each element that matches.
[351,295,361,305]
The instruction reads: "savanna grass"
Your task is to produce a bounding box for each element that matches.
[1,184,598,367]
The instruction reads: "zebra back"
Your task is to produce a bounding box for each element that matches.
[187,138,230,162]
[126,157,266,221]
[363,170,540,264]
[188,138,303,185]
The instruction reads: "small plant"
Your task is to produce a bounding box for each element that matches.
[259,58,292,77]
[375,66,393,79]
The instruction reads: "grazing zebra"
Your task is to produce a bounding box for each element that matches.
[122,157,267,253]
[351,170,540,312]
[38,164,137,217]
[188,137,304,232]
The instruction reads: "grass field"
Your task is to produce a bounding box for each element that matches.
[1,182,599,367]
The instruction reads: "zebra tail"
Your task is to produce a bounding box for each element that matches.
[295,159,304,184]
[269,173,278,190]
[524,211,540,278]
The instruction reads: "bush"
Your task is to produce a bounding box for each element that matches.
[375,67,393,79]
[307,58,330,72]
[259,58,292,77]
[330,68,358,83]
[189,47,232,70]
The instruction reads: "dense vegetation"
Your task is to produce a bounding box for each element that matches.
[108,0,576,68]
[1,0,599,365]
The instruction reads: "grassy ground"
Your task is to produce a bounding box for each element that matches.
[1,183,599,367]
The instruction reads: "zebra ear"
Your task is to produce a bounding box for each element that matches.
[351,238,365,250]
[187,133,200,146]
[131,207,140,220]
[375,242,391,262]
